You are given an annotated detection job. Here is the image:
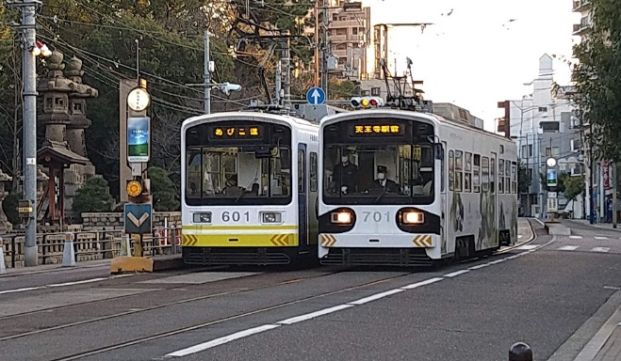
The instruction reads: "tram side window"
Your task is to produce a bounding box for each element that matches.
[490,157,496,194]
[506,161,511,194]
[298,148,306,193]
[448,150,454,191]
[464,152,472,192]
[186,148,202,198]
[499,159,505,193]
[473,154,481,193]
[455,150,463,192]
[310,152,318,192]
[482,156,489,192]
[511,161,517,194]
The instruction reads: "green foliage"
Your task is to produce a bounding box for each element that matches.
[73,176,114,214]
[562,175,585,202]
[572,0,621,161]
[328,79,359,100]
[148,166,179,211]
[2,192,21,226]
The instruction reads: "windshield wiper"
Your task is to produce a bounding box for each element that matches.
[375,188,388,202]
[234,189,246,203]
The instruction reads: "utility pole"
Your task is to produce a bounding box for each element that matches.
[204,30,211,114]
[275,61,282,105]
[613,162,618,228]
[282,34,291,108]
[314,0,320,86]
[320,0,329,95]
[11,0,41,266]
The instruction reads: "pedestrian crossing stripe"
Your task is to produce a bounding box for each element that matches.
[591,247,610,253]
[558,246,579,251]
[569,236,582,239]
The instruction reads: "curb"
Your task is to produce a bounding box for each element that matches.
[498,218,538,254]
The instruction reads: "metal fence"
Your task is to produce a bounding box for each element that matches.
[1,226,181,268]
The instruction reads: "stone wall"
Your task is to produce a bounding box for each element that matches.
[81,211,181,231]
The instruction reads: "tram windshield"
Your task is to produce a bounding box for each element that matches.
[185,121,292,206]
[322,119,435,205]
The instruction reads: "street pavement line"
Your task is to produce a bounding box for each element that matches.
[278,304,354,325]
[444,270,470,278]
[591,247,610,253]
[400,277,444,290]
[594,236,608,240]
[558,245,579,251]
[348,289,404,305]
[0,277,108,295]
[469,263,490,270]
[165,324,280,358]
[570,236,583,239]
[516,245,538,250]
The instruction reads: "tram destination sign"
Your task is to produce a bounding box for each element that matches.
[209,125,264,140]
[349,123,405,136]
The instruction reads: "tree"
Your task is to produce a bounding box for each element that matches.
[148,166,179,211]
[573,0,621,162]
[329,79,359,100]
[2,192,21,226]
[73,176,114,215]
[563,175,585,203]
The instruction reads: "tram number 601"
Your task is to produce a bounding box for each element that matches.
[222,211,250,222]
[363,211,390,223]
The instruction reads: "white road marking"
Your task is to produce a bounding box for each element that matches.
[518,235,523,239]
[348,289,404,306]
[165,324,280,357]
[0,277,108,295]
[278,305,353,325]
[591,247,610,253]
[569,236,583,239]
[444,270,470,278]
[400,277,444,290]
[516,245,538,250]
[558,245,579,251]
[469,263,490,270]
[594,236,608,240]
[487,259,507,265]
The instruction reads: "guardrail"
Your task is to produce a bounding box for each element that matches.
[1,226,181,268]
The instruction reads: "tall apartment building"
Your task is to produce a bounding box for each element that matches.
[327,0,371,79]
[508,54,583,218]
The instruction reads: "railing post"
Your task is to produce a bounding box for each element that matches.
[509,342,533,361]
[0,236,6,274]
[62,232,76,267]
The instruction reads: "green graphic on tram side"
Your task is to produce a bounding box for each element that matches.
[450,192,464,233]
[477,189,497,249]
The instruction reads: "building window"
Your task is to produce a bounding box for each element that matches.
[336,28,347,36]
[371,87,380,96]
[352,27,358,35]
[538,106,548,112]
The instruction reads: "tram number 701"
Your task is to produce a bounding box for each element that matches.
[222,211,250,222]
[362,211,390,223]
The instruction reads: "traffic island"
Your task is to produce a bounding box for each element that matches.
[544,221,571,236]
[110,254,183,274]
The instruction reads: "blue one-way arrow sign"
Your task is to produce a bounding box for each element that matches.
[306,87,326,105]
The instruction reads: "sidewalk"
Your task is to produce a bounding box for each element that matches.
[563,219,621,233]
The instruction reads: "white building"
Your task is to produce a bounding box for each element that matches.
[508,54,584,218]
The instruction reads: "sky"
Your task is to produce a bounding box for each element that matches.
[361,0,580,131]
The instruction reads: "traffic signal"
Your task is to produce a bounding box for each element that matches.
[126,177,149,203]
[351,96,384,109]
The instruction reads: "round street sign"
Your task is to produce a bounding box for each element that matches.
[127,87,150,112]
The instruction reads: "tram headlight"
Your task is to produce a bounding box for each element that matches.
[330,209,353,225]
[402,210,424,224]
[261,212,282,224]
[193,212,212,223]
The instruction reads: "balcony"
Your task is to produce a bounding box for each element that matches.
[573,17,592,35]
[573,0,591,12]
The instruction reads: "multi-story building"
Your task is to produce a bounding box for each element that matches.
[508,54,584,218]
[327,0,370,79]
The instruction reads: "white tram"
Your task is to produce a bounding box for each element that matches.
[181,112,319,265]
[318,109,518,266]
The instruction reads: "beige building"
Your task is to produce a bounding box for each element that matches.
[327,1,371,79]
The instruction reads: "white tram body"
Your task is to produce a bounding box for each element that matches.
[181,112,319,265]
[318,109,518,266]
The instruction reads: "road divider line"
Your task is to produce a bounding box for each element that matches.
[400,277,444,290]
[277,304,354,325]
[558,245,579,251]
[165,324,280,358]
[444,270,470,278]
[0,277,109,295]
[348,289,404,306]
[469,263,490,270]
